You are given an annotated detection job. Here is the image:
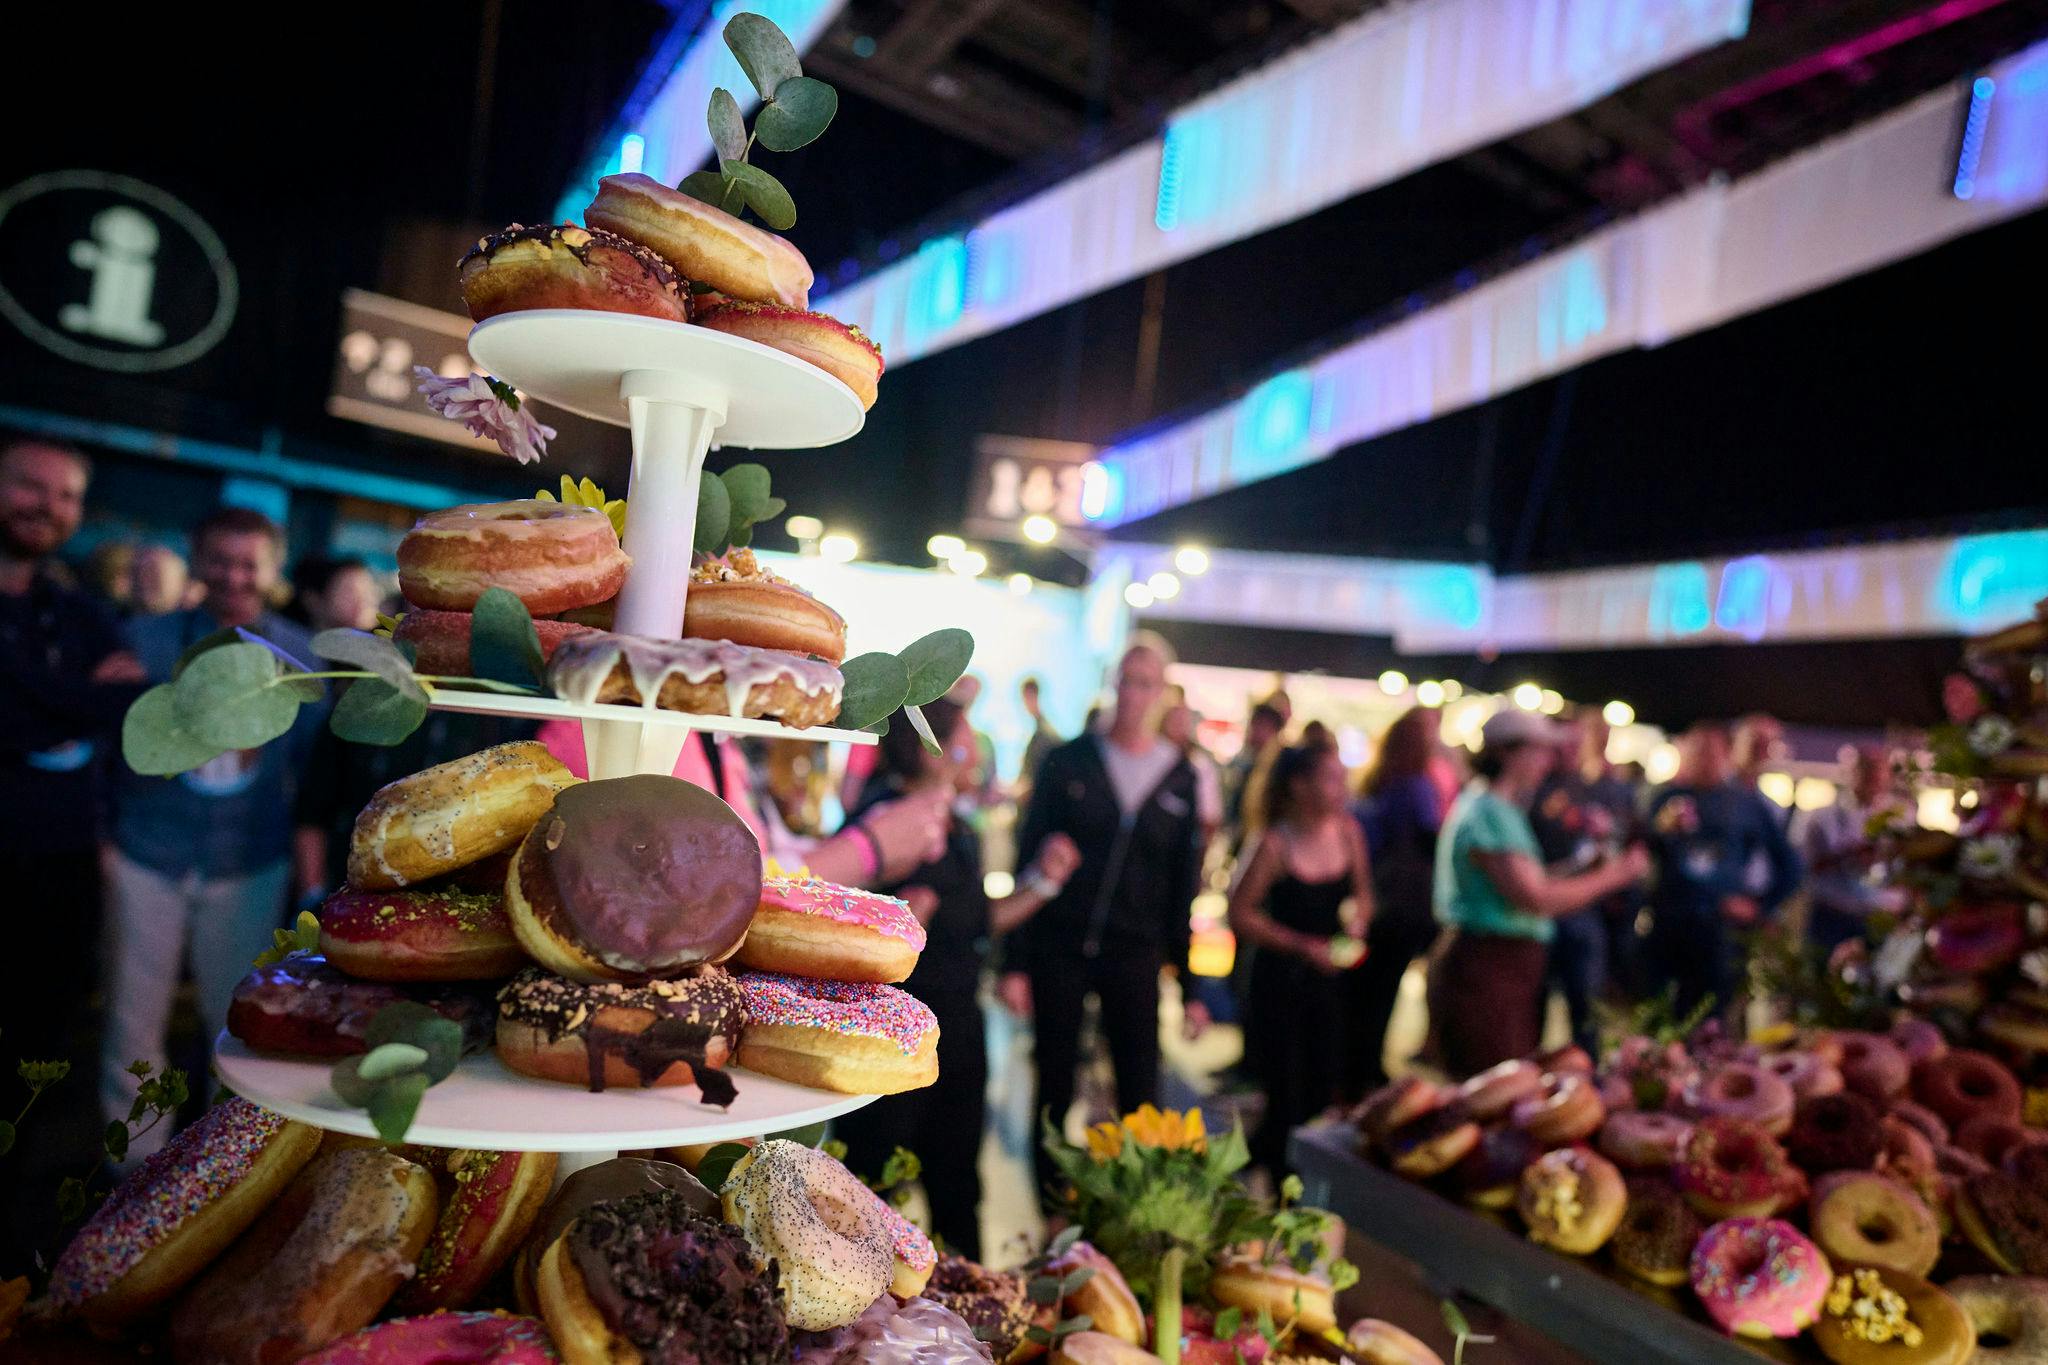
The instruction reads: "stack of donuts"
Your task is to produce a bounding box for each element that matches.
[391,494,853,733]
[1351,1024,2048,1361]
[460,172,884,409]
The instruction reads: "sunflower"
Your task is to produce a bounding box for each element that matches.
[1113,1104,1206,1155]
[536,475,627,540]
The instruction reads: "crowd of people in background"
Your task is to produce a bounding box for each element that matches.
[3,432,1910,1246]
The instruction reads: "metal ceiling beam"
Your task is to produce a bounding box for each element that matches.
[872,0,1010,76]
[809,38,1085,157]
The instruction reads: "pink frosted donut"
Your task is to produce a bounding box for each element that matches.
[1457,1059,1545,1122]
[735,868,928,984]
[298,1312,560,1363]
[1598,1111,1694,1170]
[1761,1050,1842,1100]
[1685,1063,1795,1135]
[1890,1016,1950,1064]
[734,972,940,1095]
[1688,1217,1832,1339]
[878,1198,936,1296]
[1837,1032,1912,1102]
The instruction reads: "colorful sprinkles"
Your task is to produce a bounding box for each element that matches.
[50,1097,289,1306]
[737,972,937,1055]
[1689,1217,1831,1338]
[877,1197,935,1274]
[759,870,926,949]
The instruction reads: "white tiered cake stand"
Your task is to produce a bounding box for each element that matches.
[219,309,890,1179]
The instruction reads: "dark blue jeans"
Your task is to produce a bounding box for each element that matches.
[1545,908,1608,1057]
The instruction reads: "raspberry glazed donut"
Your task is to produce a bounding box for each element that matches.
[495,966,745,1102]
[319,885,525,982]
[349,741,578,892]
[1956,1172,2048,1275]
[879,1197,938,1298]
[228,956,499,1058]
[791,1292,995,1365]
[1947,1275,2048,1365]
[547,631,845,730]
[1384,1103,1481,1179]
[1043,1240,1143,1345]
[1598,1110,1694,1171]
[1452,1125,1542,1208]
[585,172,814,307]
[921,1255,1048,1365]
[1676,1118,1802,1220]
[511,1156,720,1314]
[48,1098,322,1328]
[298,1312,561,1365]
[536,1187,791,1364]
[1785,1092,1885,1175]
[735,866,926,983]
[398,501,629,618]
[505,774,761,984]
[1912,1049,2023,1129]
[687,548,849,663]
[736,972,941,1095]
[1809,1171,1941,1277]
[392,1150,559,1314]
[392,609,600,680]
[1686,1062,1796,1136]
[721,1141,897,1331]
[1517,1146,1626,1255]
[694,298,885,410]
[1688,1217,1832,1338]
[1764,1049,1845,1100]
[1839,1032,1914,1103]
[1611,1178,1706,1287]
[1455,1059,1544,1123]
[1511,1071,1607,1147]
[169,1147,439,1364]
[1352,1076,1444,1149]
[458,221,690,323]
[1814,1266,1975,1365]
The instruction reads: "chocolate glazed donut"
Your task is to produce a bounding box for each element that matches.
[495,966,745,1101]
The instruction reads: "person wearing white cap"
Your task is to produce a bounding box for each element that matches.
[1427,707,1650,1076]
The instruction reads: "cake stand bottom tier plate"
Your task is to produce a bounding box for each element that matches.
[215,1034,877,1151]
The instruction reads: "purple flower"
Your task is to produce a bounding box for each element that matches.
[413,366,556,465]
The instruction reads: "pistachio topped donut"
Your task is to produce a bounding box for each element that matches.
[459,220,691,323]
[399,499,629,618]
[721,1140,896,1331]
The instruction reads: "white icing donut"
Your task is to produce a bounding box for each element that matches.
[547,631,843,728]
[721,1140,894,1331]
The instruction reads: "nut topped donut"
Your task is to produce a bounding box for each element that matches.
[398,500,629,618]
[687,548,848,662]
[735,865,926,983]
[585,172,813,307]
[318,885,525,982]
[459,221,691,323]
[505,775,761,983]
[349,740,577,892]
[547,631,845,730]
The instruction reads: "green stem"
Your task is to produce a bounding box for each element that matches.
[1154,1246,1185,1365]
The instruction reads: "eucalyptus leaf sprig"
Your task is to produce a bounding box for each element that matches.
[679,14,839,230]
[1022,1223,1099,1351]
[330,1003,466,1144]
[835,630,976,753]
[695,461,787,556]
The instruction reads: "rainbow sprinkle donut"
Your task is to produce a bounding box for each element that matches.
[736,971,940,1095]
[1689,1216,1832,1338]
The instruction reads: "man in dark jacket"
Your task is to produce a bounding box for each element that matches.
[1002,636,1206,1187]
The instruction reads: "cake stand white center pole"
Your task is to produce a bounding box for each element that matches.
[584,368,731,781]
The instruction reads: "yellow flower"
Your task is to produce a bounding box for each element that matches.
[536,475,627,540]
[372,612,403,640]
[1751,1022,1797,1048]
[1085,1120,1125,1161]
[1121,1104,1206,1154]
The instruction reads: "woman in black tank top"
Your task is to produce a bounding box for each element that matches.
[1228,743,1376,1179]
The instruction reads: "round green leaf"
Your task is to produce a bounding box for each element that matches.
[330,677,429,746]
[678,169,741,214]
[364,1001,441,1048]
[173,625,248,677]
[899,628,974,706]
[123,684,228,775]
[695,467,733,553]
[330,1054,378,1108]
[835,652,910,732]
[103,1120,131,1162]
[693,1141,753,1192]
[720,462,774,520]
[173,642,301,749]
[312,628,426,702]
[724,12,802,99]
[469,587,545,688]
[721,159,796,230]
[756,76,838,152]
[708,86,748,162]
[368,1004,467,1083]
[366,1072,432,1144]
[356,1042,429,1082]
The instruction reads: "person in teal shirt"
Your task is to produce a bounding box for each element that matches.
[1428,710,1648,1076]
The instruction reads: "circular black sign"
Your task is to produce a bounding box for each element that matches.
[0,170,238,373]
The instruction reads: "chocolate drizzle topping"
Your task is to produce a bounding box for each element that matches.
[462,222,683,291]
[498,966,744,1104]
[568,1190,791,1365]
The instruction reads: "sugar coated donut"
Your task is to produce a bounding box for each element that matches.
[1346,1319,1447,1365]
[349,741,577,891]
[1044,1240,1142,1345]
[1511,1071,1607,1147]
[319,885,525,982]
[228,956,498,1058]
[736,867,926,984]
[1455,1059,1544,1122]
[1764,1050,1845,1100]
[721,1141,896,1331]
[505,775,760,982]
[1686,1062,1795,1135]
[1891,1017,1951,1064]
[694,298,883,410]
[1675,1117,1801,1220]
[1353,1076,1444,1148]
[1612,1177,1705,1287]
[585,172,814,307]
[1598,1111,1694,1170]
[495,966,743,1103]
[1786,1092,1884,1174]
[736,972,940,1095]
[1385,1104,1480,1179]
[879,1197,937,1298]
[1689,1217,1832,1338]
[1912,1049,2023,1128]
[1208,1254,1338,1334]
[1815,1266,1974,1365]
[169,1147,439,1364]
[1810,1171,1941,1277]
[921,1255,1047,1365]
[398,500,628,618]
[1840,1033,1914,1103]
[548,631,844,730]
[49,1098,320,1327]
[1451,1124,1541,1207]
[1516,1146,1626,1255]
[537,1187,790,1363]
[791,1292,995,1365]
[392,609,600,680]
[1946,1274,2048,1365]
[687,548,849,662]
[299,1311,561,1364]
[393,1149,558,1314]
[459,221,689,324]
[1957,1172,2048,1275]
